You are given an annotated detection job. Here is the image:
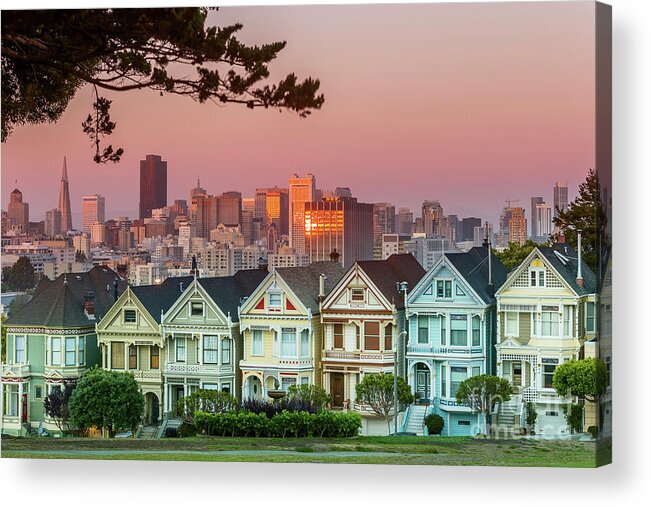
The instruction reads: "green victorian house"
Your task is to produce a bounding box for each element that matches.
[1,266,124,436]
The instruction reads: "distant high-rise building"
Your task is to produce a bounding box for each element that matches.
[45,209,62,237]
[530,197,544,237]
[139,154,167,220]
[90,222,106,246]
[58,157,73,232]
[421,200,443,236]
[7,188,29,233]
[534,202,553,241]
[473,223,494,247]
[334,187,353,198]
[373,202,396,245]
[461,217,482,241]
[217,191,242,227]
[289,174,316,254]
[265,187,289,236]
[395,207,414,236]
[242,197,256,215]
[508,207,527,246]
[194,194,219,238]
[553,181,568,218]
[82,194,105,234]
[171,199,188,219]
[304,196,373,268]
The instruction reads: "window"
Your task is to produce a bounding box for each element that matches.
[530,271,537,286]
[124,309,136,323]
[111,342,125,369]
[65,337,76,366]
[542,363,557,388]
[530,263,545,287]
[203,383,219,391]
[364,322,380,350]
[34,385,43,400]
[472,366,481,377]
[355,324,361,350]
[221,384,231,394]
[333,324,344,349]
[5,385,18,416]
[252,330,263,356]
[418,316,429,344]
[222,338,231,364]
[450,315,468,346]
[539,270,545,286]
[586,302,595,332]
[436,280,452,299]
[505,312,518,336]
[128,344,137,369]
[281,328,297,357]
[281,377,297,391]
[176,337,186,362]
[150,345,159,369]
[563,306,572,336]
[300,330,310,357]
[351,288,365,302]
[541,311,560,337]
[384,323,393,350]
[450,366,467,398]
[190,302,203,316]
[78,337,85,365]
[51,337,61,366]
[203,336,219,364]
[441,365,447,397]
[15,336,25,363]
[458,420,471,426]
[545,411,559,417]
[440,316,446,346]
[301,377,310,385]
[269,293,282,307]
[472,316,481,346]
[605,356,611,386]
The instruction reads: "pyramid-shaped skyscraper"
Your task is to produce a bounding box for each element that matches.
[58,156,73,232]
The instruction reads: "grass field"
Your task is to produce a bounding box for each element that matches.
[0,435,602,467]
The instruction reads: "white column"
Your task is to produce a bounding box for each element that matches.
[108,342,112,370]
[0,383,5,421]
[18,382,23,423]
[430,364,436,403]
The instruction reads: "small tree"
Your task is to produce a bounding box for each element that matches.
[176,389,237,425]
[455,375,513,436]
[2,257,36,291]
[43,380,76,434]
[562,403,584,434]
[286,383,331,410]
[69,367,144,437]
[355,374,413,433]
[524,401,538,434]
[424,413,445,435]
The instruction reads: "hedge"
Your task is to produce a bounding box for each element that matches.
[195,410,361,438]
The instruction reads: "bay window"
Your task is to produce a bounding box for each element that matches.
[441,365,447,397]
[450,315,468,346]
[176,337,186,362]
[541,311,560,337]
[111,342,125,369]
[505,312,518,336]
[150,345,159,369]
[542,363,557,388]
[384,323,393,350]
[586,302,595,332]
[78,337,85,365]
[252,330,263,356]
[563,306,572,336]
[300,330,309,357]
[472,316,481,346]
[128,344,137,369]
[15,335,25,363]
[450,366,467,397]
[222,338,231,364]
[51,337,62,366]
[418,316,428,344]
[203,336,219,364]
[281,328,297,357]
[440,315,447,346]
[65,337,76,366]
[333,324,344,349]
[364,322,380,350]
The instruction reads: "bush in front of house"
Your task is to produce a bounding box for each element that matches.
[424,413,445,435]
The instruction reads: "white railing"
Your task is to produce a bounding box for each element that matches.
[522,387,538,403]
[278,358,313,367]
[132,370,163,381]
[164,363,231,375]
[1,363,30,378]
[324,350,394,362]
[407,345,484,355]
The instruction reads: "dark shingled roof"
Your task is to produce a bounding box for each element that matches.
[444,247,508,304]
[357,254,426,309]
[197,269,268,322]
[130,276,194,323]
[538,243,597,295]
[6,266,125,328]
[276,261,346,313]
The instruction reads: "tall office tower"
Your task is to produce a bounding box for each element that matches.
[265,187,289,236]
[82,194,105,234]
[530,196,544,237]
[45,209,62,237]
[473,223,494,247]
[461,217,482,241]
[289,173,316,254]
[395,207,414,236]
[534,202,553,241]
[190,178,208,221]
[421,200,444,236]
[553,181,568,218]
[372,203,396,244]
[90,222,106,246]
[217,191,242,227]
[194,194,219,238]
[58,157,73,232]
[7,188,29,233]
[139,154,167,220]
[254,188,271,223]
[303,196,373,268]
[242,197,256,215]
[508,207,527,246]
[241,210,253,245]
[447,214,459,242]
[171,199,188,218]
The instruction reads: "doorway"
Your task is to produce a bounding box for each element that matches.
[331,373,344,408]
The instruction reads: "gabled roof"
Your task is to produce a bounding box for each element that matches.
[197,269,269,322]
[130,276,194,324]
[357,254,425,309]
[443,247,508,304]
[537,243,597,295]
[275,261,346,313]
[6,266,125,328]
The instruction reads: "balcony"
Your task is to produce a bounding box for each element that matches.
[323,351,394,362]
[132,370,163,382]
[278,358,313,367]
[1,363,30,379]
[164,362,233,376]
[407,344,484,356]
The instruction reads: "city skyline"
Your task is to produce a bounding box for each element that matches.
[2,2,595,225]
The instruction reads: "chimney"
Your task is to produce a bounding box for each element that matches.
[318,274,327,303]
[190,255,198,277]
[329,248,340,263]
[113,279,119,301]
[258,257,269,272]
[557,232,566,244]
[84,291,95,318]
[576,232,584,287]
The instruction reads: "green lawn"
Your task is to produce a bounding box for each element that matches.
[0,434,601,467]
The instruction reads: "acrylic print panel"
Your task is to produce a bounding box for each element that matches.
[0,1,611,468]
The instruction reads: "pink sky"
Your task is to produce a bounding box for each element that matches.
[1,2,596,227]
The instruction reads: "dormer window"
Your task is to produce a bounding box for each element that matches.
[351,288,365,303]
[190,302,203,317]
[436,280,452,299]
[529,259,545,287]
[269,293,282,307]
[124,309,136,323]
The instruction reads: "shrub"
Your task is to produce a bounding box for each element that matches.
[176,390,238,425]
[177,423,197,438]
[286,384,331,410]
[424,413,445,435]
[562,403,584,434]
[587,425,598,438]
[524,401,538,430]
[164,426,178,438]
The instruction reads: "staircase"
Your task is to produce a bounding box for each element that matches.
[137,425,159,439]
[160,417,181,438]
[495,395,522,438]
[404,405,428,435]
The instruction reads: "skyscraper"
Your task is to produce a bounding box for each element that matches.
[8,188,29,233]
[553,181,568,218]
[530,196,544,237]
[461,217,482,241]
[534,202,553,241]
[395,207,414,236]
[45,209,62,237]
[289,174,316,254]
[508,207,527,246]
[82,194,105,233]
[265,187,289,236]
[139,154,167,220]
[303,196,373,268]
[217,191,242,227]
[58,157,73,232]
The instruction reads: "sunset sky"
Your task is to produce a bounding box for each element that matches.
[1,1,596,227]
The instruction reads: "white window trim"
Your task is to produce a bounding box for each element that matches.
[123,308,137,324]
[268,292,283,308]
[251,330,264,356]
[435,279,454,300]
[350,287,366,303]
[189,301,204,318]
[504,311,519,337]
[176,336,186,363]
[14,335,26,364]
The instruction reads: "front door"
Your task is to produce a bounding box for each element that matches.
[331,373,344,408]
[174,387,185,416]
[21,393,28,423]
[151,395,159,425]
[512,362,522,390]
[416,368,430,402]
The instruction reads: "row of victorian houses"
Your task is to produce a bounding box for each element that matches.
[1,240,604,438]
